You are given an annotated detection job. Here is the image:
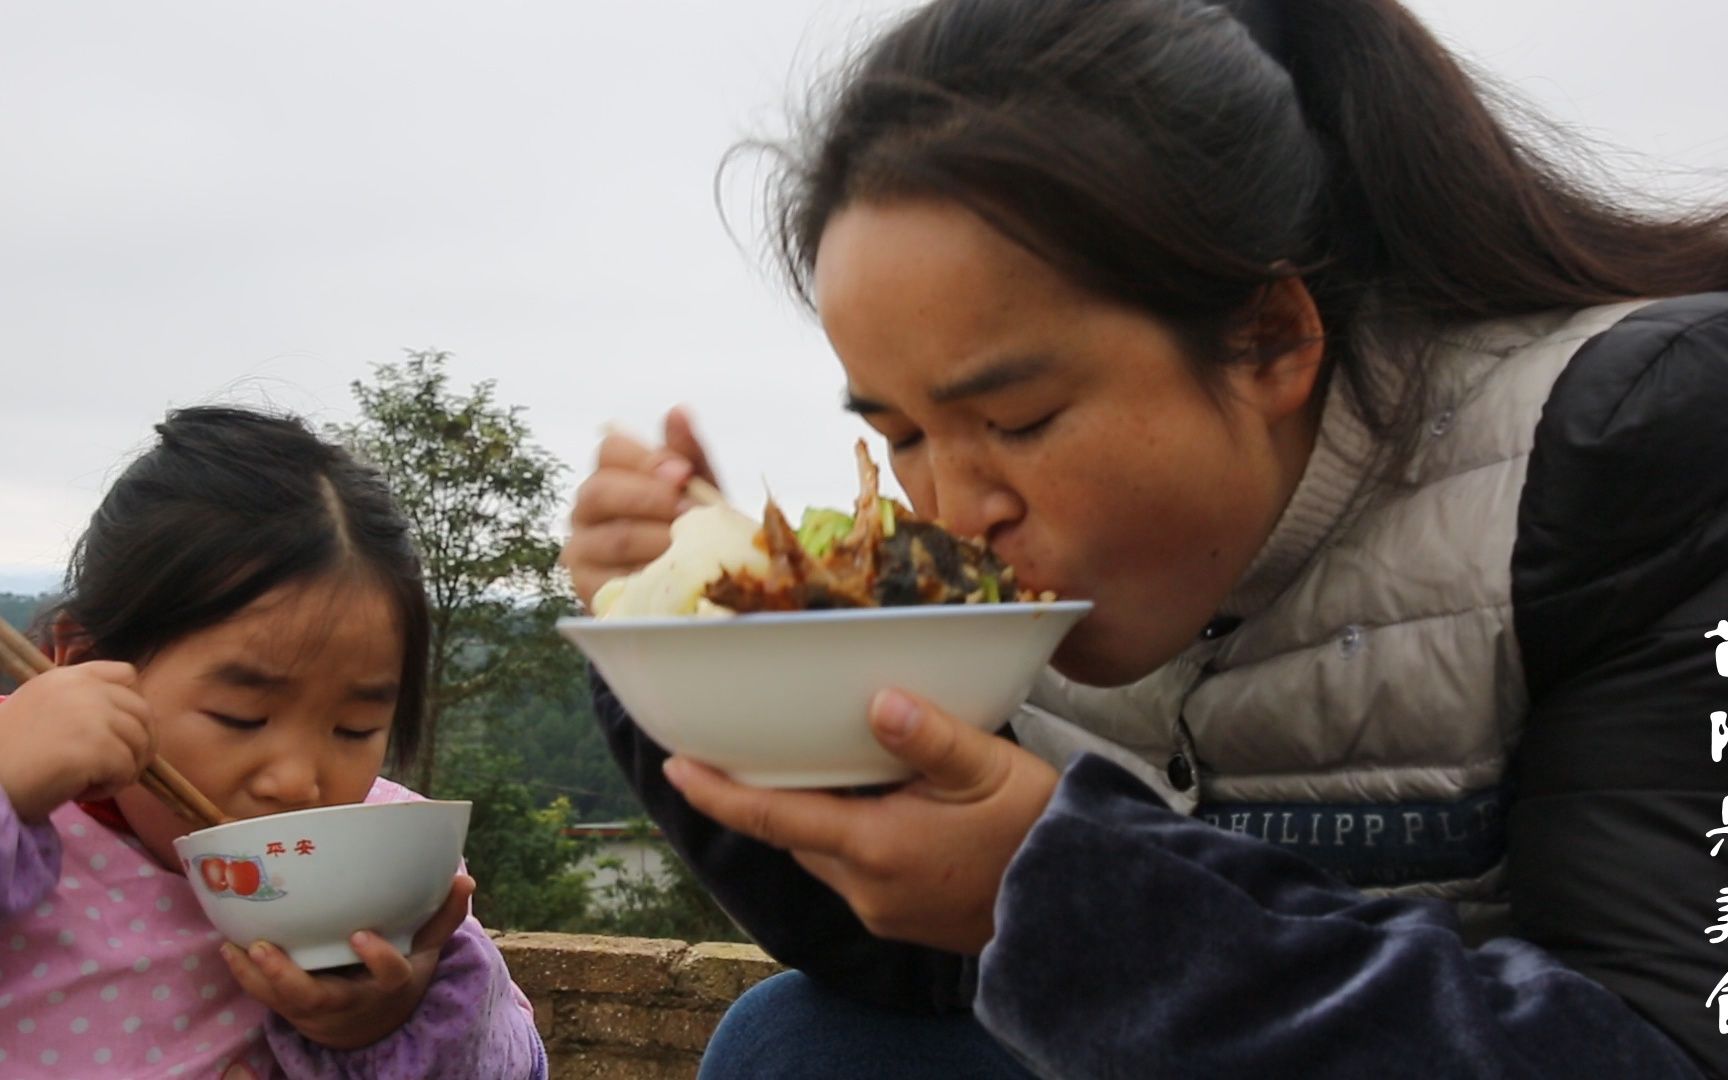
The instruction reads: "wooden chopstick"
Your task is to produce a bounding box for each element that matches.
[684,477,727,508]
[0,617,229,829]
[0,634,40,685]
[597,422,727,509]
[0,619,52,682]
[139,763,210,828]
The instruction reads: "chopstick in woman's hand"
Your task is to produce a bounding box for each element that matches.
[684,477,727,508]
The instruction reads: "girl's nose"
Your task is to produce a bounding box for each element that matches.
[251,752,321,810]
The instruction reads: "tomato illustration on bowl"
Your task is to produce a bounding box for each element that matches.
[199,856,229,893]
[193,854,287,901]
[227,859,262,897]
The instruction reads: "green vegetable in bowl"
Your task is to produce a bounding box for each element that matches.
[706,440,1041,612]
[798,499,899,557]
[797,507,854,558]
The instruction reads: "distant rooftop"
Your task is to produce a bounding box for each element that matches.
[566,822,664,839]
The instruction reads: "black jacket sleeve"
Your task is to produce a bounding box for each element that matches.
[976,756,1704,1079]
[1510,293,1728,1075]
[590,676,974,1012]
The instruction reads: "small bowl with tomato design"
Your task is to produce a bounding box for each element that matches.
[172,799,471,971]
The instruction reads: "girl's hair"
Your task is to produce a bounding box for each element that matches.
[57,406,429,766]
[766,0,1728,448]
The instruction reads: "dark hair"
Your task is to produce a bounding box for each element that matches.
[56,406,430,767]
[766,0,1728,450]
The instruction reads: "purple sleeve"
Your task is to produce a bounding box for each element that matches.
[0,783,61,920]
[265,916,546,1080]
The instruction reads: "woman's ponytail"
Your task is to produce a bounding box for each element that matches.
[1276,0,1728,316]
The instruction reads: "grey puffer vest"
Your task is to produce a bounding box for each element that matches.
[1011,301,1650,941]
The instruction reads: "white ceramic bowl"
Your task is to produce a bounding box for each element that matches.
[558,600,1092,788]
[171,799,471,971]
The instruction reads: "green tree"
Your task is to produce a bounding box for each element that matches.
[437,741,596,931]
[334,351,671,934]
[335,350,577,794]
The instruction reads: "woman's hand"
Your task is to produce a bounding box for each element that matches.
[221,874,476,1050]
[562,406,720,608]
[663,689,1059,955]
[0,662,155,822]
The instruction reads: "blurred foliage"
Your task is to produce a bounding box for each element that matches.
[568,819,749,943]
[0,591,53,633]
[436,741,596,932]
[334,351,741,942]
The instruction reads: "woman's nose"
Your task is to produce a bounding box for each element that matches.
[928,455,1023,542]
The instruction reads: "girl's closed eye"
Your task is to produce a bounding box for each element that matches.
[336,726,387,742]
[207,712,266,731]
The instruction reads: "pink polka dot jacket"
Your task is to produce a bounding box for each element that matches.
[0,775,547,1079]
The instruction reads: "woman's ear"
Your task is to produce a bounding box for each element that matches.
[1227,275,1326,423]
[50,612,95,666]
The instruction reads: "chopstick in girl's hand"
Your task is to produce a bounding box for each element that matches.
[0,616,230,829]
[0,619,52,680]
[0,635,41,684]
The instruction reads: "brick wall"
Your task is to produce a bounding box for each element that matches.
[493,932,782,1079]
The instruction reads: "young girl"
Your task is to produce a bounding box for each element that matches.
[0,407,546,1078]
[566,0,1728,1076]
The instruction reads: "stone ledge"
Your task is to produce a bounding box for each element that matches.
[493,932,782,1080]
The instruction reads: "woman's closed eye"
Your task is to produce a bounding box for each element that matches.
[864,416,923,453]
[882,410,1057,452]
[336,726,386,742]
[991,410,1060,442]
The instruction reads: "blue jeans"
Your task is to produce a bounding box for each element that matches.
[698,970,1039,1079]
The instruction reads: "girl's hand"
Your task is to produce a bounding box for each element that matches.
[221,874,476,1050]
[0,662,155,821]
[562,406,719,608]
[663,690,1059,955]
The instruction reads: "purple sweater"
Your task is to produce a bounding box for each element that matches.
[0,780,547,1079]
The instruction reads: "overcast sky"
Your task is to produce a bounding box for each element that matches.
[3,0,1725,595]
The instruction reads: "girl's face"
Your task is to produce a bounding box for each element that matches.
[104,576,403,869]
[814,199,1322,686]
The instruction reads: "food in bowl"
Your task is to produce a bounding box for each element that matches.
[565,441,1088,787]
[171,799,471,971]
[592,440,1050,618]
[590,502,768,618]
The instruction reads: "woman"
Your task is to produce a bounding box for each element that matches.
[565,0,1728,1075]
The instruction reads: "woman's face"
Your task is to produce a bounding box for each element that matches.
[814,199,1322,685]
[94,577,402,868]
